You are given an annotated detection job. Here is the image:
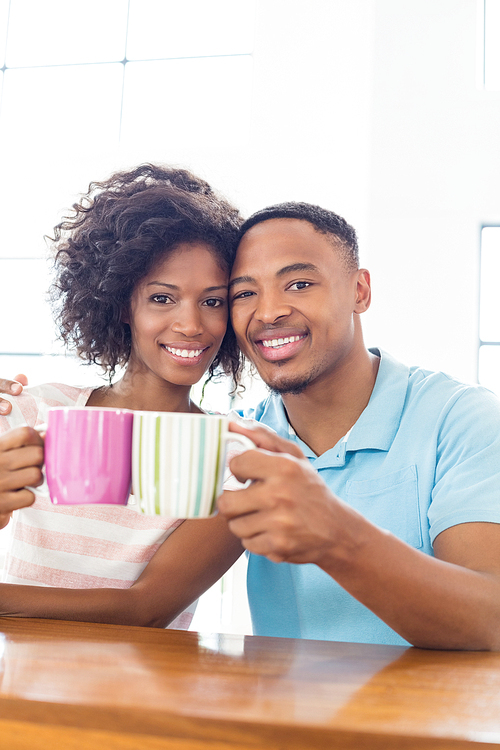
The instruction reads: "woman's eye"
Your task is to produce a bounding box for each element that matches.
[203,298,225,308]
[289,281,311,291]
[151,294,173,304]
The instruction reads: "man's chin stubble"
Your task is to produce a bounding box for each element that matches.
[268,374,313,397]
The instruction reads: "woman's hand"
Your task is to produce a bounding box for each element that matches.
[0,425,44,529]
[0,374,28,415]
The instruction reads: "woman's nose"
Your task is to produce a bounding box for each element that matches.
[171,305,203,336]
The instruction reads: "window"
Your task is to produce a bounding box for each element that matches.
[0,0,254,411]
[480,0,500,90]
[0,0,256,632]
[478,226,500,393]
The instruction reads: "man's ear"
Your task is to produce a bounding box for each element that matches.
[354,269,371,314]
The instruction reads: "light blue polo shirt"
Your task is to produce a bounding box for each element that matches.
[243,349,500,645]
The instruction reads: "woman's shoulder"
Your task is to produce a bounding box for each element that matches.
[0,383,95,431]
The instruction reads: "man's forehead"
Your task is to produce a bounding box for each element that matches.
[232,217,336,275]
[237,217,316,245]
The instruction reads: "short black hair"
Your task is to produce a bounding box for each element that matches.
[238,201,359,270]
[49,163,243,383]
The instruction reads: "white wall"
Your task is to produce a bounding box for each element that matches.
[365,0,500,382]
[203,0,499,385]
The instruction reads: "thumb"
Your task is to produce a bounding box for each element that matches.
[228,421,305,459]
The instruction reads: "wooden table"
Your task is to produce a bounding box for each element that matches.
[1,618,500,750]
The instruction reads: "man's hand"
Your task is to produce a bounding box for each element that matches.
[218,422,344,565]
[0,374,28,415]
[0,425,44,528]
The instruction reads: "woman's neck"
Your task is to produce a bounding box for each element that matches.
[86,371,202,414]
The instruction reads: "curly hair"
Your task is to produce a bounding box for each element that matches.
[239,201,359,271]
[49,164,243,385]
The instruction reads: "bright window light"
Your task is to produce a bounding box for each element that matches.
[479,227,500,341]
[5,0,128,66]
[484,0,500,90]
[126,0,255,60]
[0,64,123,149]
[478,344,500,393]
[0,259,57,353]
[121,56,252,150]
[0,0,259,633]
[0,0,8,65]
[479,226,500,395]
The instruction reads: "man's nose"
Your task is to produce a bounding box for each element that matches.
[254,292,292,324]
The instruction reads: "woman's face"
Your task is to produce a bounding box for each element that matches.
[126,242,229,388]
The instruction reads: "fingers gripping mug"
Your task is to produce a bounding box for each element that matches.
[44,407,134,505]
[132,412,255,518]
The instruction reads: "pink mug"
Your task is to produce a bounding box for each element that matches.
[44,407,134,505]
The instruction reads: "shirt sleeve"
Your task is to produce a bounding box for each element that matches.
[428,385,500,542]
[0,393,38,434]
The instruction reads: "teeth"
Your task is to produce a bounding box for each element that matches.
[165,346,203,358]
[261,335,303,348]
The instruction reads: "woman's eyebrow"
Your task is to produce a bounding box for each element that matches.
[204,285,228,293]
[146,282,227,292]
[146,281,179,289]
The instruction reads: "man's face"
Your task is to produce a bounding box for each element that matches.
[229,218,369,395]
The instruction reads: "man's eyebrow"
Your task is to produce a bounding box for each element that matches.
[276,263,320,277]
[228,275,255,290]
[229,264,320,290]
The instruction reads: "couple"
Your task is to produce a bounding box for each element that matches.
[2,164,500,649]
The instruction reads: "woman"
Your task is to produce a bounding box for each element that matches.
[0,164,244,627]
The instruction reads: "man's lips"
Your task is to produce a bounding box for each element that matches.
[252,332,308,361]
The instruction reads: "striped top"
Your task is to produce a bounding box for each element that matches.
[0,383,194,629]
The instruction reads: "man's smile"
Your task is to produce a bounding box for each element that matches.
[252,331,308,361]
[261,334,305,348]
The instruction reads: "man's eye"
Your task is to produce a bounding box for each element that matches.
[204,298,225,308]
[289,281,311,291]
[232,290,254,300]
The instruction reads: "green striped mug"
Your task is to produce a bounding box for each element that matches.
[131,412,255,518]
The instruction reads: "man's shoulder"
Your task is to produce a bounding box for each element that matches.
[239,393,285,429]
[379,349,499,411]
[406,362,500,411]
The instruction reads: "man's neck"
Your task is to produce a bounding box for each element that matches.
[281,348,380,457]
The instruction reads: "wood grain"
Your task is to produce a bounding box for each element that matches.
[1,617,500,749]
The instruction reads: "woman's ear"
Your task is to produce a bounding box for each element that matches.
[354,269,371,314]
[121,308,130,325]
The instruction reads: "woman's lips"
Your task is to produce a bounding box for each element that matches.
[160,343,209,364]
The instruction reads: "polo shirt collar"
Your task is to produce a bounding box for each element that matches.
[258,348,410,466]
[346,348,409,452]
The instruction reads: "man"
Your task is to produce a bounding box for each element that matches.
[216,202,500,650]
[3,203,500,649]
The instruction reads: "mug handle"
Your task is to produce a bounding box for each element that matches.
[222,431,256,489]
[25,423,49,496]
